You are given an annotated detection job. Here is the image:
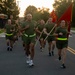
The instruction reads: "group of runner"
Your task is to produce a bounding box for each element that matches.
[5,14,70,69]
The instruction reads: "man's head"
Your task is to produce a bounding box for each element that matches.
[48,17,53,23]
[60,20,66,27]
[10,15,13,20]
[8,19,11,25]
[26,14,32,21]
[40,19,45,25]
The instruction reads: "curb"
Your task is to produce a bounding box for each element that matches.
[71,30,75,34]
[0,32,6,37]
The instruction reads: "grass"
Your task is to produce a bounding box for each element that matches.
[0,29,5,34]
[71,27,75,31]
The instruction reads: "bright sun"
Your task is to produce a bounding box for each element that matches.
[16,0,54,17]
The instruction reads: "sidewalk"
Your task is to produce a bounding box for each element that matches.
[71,30,75,33]
[0,32,6,37]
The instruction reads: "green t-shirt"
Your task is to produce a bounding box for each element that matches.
[13,24,19,33]
[55,27,68,38]
[5,24,14,34]
[11,19,15,24]
[22,20,36,35]
[45,22,55,35]
[38,24,45,32]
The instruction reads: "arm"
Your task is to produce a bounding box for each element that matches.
[21,25,29,32]
[68,31,72,35]
[53,27,63,36]
[36,27,42,34]
[43,28,49,36]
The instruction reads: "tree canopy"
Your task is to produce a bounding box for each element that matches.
[53,0,72,18]
[24,5,50,22]
[0,0,19,19]
[53,0,75,27]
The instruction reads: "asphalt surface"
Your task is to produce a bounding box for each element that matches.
[0,34,75,75]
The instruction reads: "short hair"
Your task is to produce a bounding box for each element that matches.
[26,14,32,17]
[61,20,65,23]
[8,19,11,22]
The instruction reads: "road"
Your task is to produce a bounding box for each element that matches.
[0,33,75,75]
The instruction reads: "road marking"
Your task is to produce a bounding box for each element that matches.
[67,48,75,54]
[68,47,75,53]
[67,47,75,55]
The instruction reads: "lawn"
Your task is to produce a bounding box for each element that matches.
[0,29,5,33]
[71,27,75,31]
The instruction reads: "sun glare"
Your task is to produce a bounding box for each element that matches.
[16,0,54,17]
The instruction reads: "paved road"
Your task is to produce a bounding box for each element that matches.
[0,35,75,75]
[68,33,75,49]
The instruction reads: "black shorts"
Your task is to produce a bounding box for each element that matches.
[47,36,55,43]
[6,35,13,40]
[56,40,68,49]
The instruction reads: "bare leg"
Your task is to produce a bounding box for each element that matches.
[40,38,44,51]
[62,48,67,64]
[61,48,67,68]
[58,49,62,60]
[6,39,10,51]
[10,40,13,51]
[51,41,56,56]
[29,43,35,66]
[48,42,52,56]
[25,44,30,56]
[30,43,35,60]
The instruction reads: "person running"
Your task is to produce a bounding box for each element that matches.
[21,14,37,66]
[10,15,15,25]
[36,19,46,51]
[9,15,16,46]
[35,20,41,39]
[54,20,70,69]
[5,19,14,51]
[13,19,19,43]
[20,20,26,52]
[43,17,57,56]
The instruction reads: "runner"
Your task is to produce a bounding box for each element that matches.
[36,19,46,51]
[20,20,26,52]
[43,17,57,56]
[21,14,37,66]
[9,15,16,46]
[54,20,70,69]
[5,19,14,51]
[10,15,15,25]
[13,19,19,43]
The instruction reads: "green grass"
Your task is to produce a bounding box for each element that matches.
[0,29,5,33]
[71,27,75,31]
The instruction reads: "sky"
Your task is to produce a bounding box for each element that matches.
[16,0,54,17]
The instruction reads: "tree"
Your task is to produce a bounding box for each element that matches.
[0,0,19,19]
[0,0,4,13]
[32,11,41,21]
[53,0,75,27]
[24,6,50,22]
[40,8,50,22]
[24,5,37,16]
[53,0,72,19]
